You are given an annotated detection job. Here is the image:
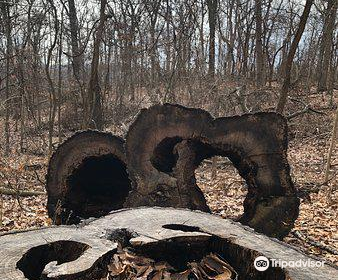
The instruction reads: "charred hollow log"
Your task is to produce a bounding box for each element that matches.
[1,208,336,280]
[125,104,299,239]
[46,130,131,224]
[125,105,213,211]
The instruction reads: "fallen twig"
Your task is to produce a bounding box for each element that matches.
[287,98,327,120]
[292,230,338,255]
[0,187,45,197]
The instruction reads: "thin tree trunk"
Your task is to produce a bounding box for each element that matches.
[276,0,313,114]
[207,0,217,78]
[1,3,12,155]
[255,0,265,87]
[67,0,83,82]
[46,0,59,154]
[317,0,337,92]
[58,11,63,144]
[86,0,107,130]
[324,106,338,184]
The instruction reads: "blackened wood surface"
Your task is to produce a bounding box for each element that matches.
[125,104,299,238]
[46,130,129,224]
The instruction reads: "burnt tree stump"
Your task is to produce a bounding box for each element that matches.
[125,104,299,238]
[46,130,131,224]
[0,208,336,280]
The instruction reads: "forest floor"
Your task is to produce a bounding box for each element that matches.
[0,93,337,266]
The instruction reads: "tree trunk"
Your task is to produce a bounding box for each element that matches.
[46,130,131,225]
[125,104,299,239]
[45,0,59,154]
[1,2,12,155]
[147,0,161,88]
[45,104,299,238]
[254,0,265,87]
[1,208,337,280]
[276,0,313,114]
[67,0,84,82]
[317,0,338,92]
[207,0,218,78]
[324,106,338,183]
[86,0,107,129]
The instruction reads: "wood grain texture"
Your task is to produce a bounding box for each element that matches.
[1,208,336,280]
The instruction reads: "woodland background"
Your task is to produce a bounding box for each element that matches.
[0,0,337,266]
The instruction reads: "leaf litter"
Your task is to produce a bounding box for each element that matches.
[102,244,237,280]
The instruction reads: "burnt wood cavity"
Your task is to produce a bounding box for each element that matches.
[46,130,131,224]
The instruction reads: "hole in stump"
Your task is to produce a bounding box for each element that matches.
[17,240,89,280]
[65,154,132,220]
[130,236,286,279]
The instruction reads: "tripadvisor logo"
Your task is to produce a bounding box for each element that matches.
[254,256,325,271]
[254,256,269,271]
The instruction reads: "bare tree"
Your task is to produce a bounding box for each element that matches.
[276,0,314,114]
[67,0,84,82]
[207,0,218,79]
[254,0,265,87]
[0,2,12,155]
[0,0,337,155]
[317,0,338,92]
[86,0,108,129]
[45,0,60,154]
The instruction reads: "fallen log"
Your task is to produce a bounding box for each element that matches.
[125,104,299,238]
[0,207,336,280]
[46,130,131,224]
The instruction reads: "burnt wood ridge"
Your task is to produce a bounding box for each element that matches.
[0,208,336,280]
[125,104,299,239]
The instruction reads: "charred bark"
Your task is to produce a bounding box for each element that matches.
[125,104,299,239]
[46,130,131,224]
[125,105,212,211]
[0,208,336,280]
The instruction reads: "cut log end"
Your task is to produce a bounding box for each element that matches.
[46,130,131,224]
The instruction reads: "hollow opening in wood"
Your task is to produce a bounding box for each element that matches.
[65,154,131,220]
[195,156,247,220]
[16,240,89,280]
[150,136,182,173]
[150,137,251,219]
[134,235,286,279]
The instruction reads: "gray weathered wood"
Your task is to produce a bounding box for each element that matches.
[0,207,336,280]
